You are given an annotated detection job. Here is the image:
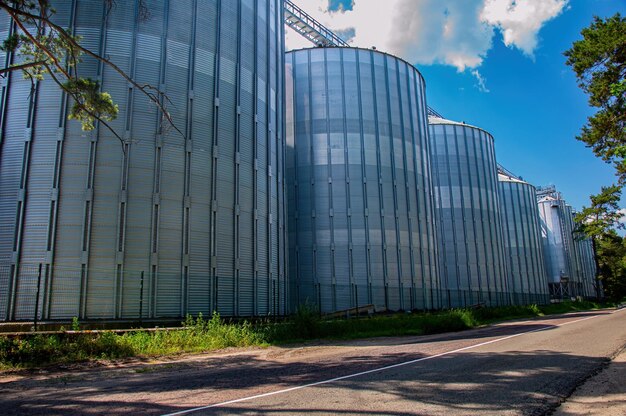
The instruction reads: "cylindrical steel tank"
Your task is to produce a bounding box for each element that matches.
[575,236,596,297]
[498,172,549,304]
[567,206,596,298]
[536,188,592,298]
[285,47,440,313]
[428,117,508,307]
[537,193,568,286]
[0,0,288,321]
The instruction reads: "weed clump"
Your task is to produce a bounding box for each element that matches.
[0,300,608,370]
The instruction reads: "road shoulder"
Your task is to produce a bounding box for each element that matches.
[552,345,626,416]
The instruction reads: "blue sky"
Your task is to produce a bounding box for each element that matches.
[288,0,626,211]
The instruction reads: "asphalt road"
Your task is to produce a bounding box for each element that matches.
[1,308,625,415]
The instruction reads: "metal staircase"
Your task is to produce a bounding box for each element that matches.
[284,0,349,47]
[283,0,444,117]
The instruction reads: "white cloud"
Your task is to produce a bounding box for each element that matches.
[471,70,490,93]
[480,0,568,56]
[286,0,568,77]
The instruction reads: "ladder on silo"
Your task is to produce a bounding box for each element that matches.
[427,107,445,118]
[284,0,349,47]
[497,164,523,180]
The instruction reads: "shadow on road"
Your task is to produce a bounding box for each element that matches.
[202,351,615,416]
[0,311,617,415]
[0,346,614,415]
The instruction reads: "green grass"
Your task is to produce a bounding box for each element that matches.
[0,301,611,370]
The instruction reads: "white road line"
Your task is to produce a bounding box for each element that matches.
[163,310,622,416]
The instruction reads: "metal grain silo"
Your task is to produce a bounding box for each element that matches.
[574,236,596,297]
[428,117,508,307]
[536,187,592,298]
[497,171,549,305]
[0,0,288,321]
[567,206,596,298]
[286,47,440,314]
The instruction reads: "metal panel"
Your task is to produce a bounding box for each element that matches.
[536,187,594,299]
[429,119,508,307]
[0,0,287,321]
[286,48,439,314]
[498,176,549,304]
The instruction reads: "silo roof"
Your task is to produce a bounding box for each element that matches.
[428,116,481,130]
[498,173,529,184]
[428,116,494,140]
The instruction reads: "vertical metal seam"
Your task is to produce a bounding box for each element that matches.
[418,80,436,309]
[470,128,490,302]
[289,52,301,308]
[0,15,16,320]
[338,49,355,306]
[453,125,471,300]
[500,181,524,299]
[277,0,287,315]
[477,130,498,301]
[0,17,15,149]
[354,50,372,304]
[209,0,221,313]
[464,126,482,303]
[180,0,198,317]
[443,126,461,301]
[150,0,170,318]
[42,0,77,320]
[305,49,318,306]
[488,134,508,302]
[503,183,517,297]
[7,80,39,320]
[368,51,388,307]
[233,0,242,316]
[383,55,402,309]
[527,187,541,298]
[114,1,141,319]
[265,0,272,315]
[323,49,338,310]
[513,183,529,299]
[252,0,259,315]
[400,64,417,309]
[412,74,428,308]
[396,62,416,309]
[431,124,450,306]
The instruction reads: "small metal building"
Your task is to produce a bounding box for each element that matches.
[428,117,508,307]
[0,0,288,321]
[285,47,441,313]
[497,171,549,304]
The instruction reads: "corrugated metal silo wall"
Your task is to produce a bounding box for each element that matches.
[567,208,596,298]
[576,237,596,297]
[286,48,441,314]
[562,206,589,297]
[428,122,509,308]
[537,199,568,284]
[498,179,549,304]
[0,0,288,321]
[537,198,596,298]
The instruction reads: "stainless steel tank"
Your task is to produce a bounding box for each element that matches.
[537,187,594,298]
[574,236,596,297]
[286,47,440,313]
[498,172,549,304]
[0,0,288,320]
[429,117,508,307]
